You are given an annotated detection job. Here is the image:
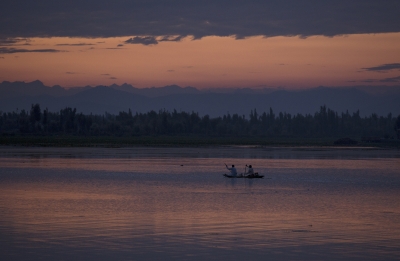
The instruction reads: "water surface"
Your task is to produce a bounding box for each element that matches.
[0,146,399,260]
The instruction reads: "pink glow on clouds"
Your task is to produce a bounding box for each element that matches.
[0,33,399,89]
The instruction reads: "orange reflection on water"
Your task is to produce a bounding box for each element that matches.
[0,156,398,172]
[0,147,399,260]
[1,165,400,251]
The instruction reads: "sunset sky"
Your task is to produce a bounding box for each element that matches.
[1,0,399,89]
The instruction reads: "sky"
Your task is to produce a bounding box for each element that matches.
[0,0,400,89]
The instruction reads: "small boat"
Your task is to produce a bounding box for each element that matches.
[223,173,264,179]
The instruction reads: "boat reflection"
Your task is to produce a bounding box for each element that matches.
[0,147,399,260]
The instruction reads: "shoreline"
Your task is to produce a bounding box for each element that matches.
[0,135,399,150]
[1,145,399,163]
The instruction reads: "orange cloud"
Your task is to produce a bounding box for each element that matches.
[0,34,399,89]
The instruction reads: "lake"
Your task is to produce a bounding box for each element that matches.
[0,146,399,261]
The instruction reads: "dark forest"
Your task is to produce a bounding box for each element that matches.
[1,104,399,143]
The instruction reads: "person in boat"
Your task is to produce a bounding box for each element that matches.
[225,164,237,177]
[244,165,255,176]
[246,165,254,176]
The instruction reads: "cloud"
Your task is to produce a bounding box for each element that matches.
[362,63,400,72]
[124,35,186,46]
[167,70,175,72]
[379,76,400,83]
[125,36,158,45]
[356,75,400,83]
[117,44,124,47]
[66,72,82,75]
[101,73,117,79]
[1,1,399,39]
[159,35,185,42]
[0,38,21,45]
[0,56,4,59]
[0,38,30,46]
[358,79,376,83]
[0,47,64,54]
[56,43,95,46]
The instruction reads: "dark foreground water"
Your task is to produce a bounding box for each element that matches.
[0,146,399,261]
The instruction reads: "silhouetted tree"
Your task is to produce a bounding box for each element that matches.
[29,104,41,133]
[0,104,398,140]
[395,115,400,139]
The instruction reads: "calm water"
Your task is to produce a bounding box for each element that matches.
[0,146,399,261]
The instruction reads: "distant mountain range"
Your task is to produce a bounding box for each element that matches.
[1,80,399,117]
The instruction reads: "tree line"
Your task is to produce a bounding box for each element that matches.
[1,104,399,140]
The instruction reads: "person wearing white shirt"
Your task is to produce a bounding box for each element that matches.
[246,165,254,175]
[225,164,237,176]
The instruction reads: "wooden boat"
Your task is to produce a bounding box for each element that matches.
[223,173,264,179]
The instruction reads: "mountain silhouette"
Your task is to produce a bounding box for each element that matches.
[0,81,399,116]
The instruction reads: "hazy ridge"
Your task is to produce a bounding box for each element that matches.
[1,80,399,117]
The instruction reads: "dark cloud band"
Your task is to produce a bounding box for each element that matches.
[125,36,158,45]
[0,0,399,39]
[0,47,63,54]
[124,35,185,45]
[357,75,400,83]
[56,43,95,46]
[380,76,400,83]
[362,63,400,72]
